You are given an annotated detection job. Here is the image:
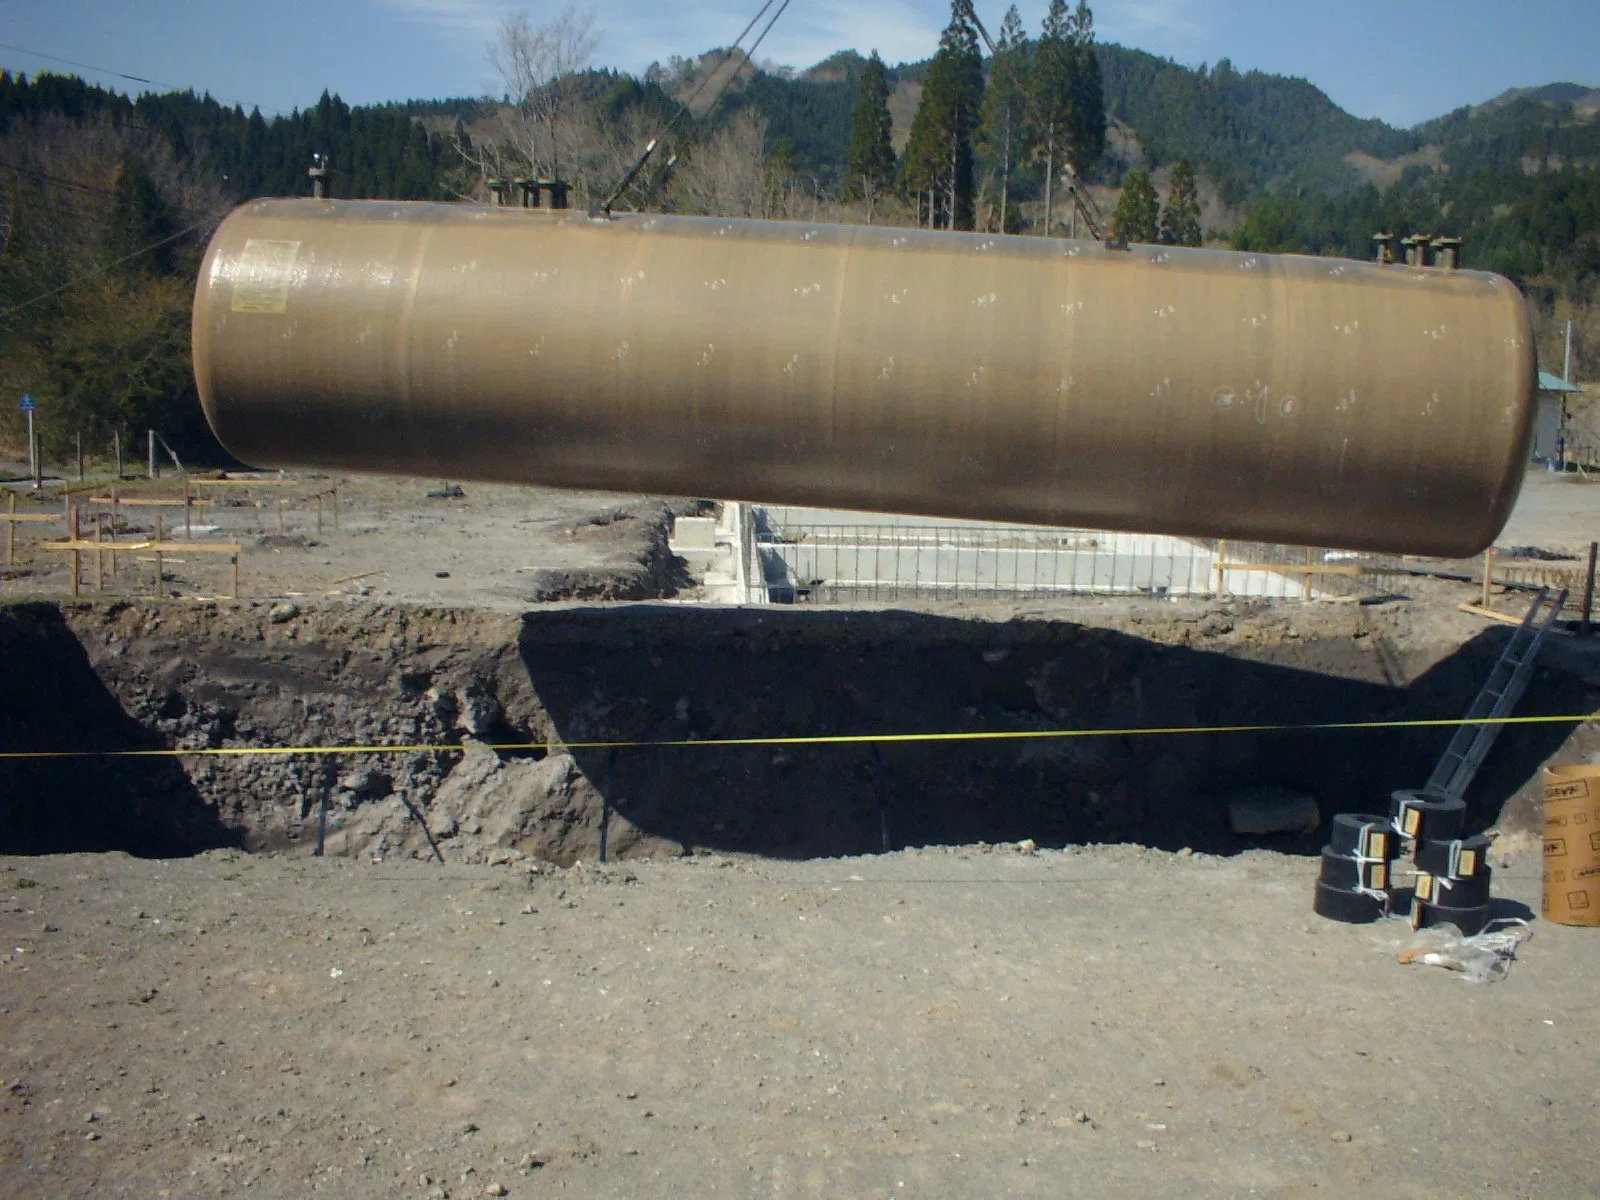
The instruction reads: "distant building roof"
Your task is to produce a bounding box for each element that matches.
[1539,370,1581,394]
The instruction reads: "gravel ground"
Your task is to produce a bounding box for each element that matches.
[4,461,1599,1198]
[0,845,1589,1200]
[0,844,1593,1200]
[0,472,692,609]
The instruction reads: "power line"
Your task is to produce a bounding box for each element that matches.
[0,40,285,116]
[0,217,213,321]
[0,40,160,87]
[0,159,119,199]
[0,160,225,222]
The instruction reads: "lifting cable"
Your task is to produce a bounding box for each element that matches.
[599,0,795,214]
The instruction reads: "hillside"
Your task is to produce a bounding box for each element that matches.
[3,41,1599,458]
[1476,82,1600,117]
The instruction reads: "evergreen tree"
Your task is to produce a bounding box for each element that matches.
[1029,0,1073,236]
[917,1,985,231]
[1159,157,1203,246]
[978,6,1030,233]
[843,52,896,205]
[900,87,944,226]
[1063,2,1106,180]
[1031,1,1107,237]
[1111,165,1160,243]
[103,155,180,275]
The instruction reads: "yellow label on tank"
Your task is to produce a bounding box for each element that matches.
[232,239,301,313]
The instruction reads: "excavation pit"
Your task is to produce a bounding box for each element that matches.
[1,598,1593,862]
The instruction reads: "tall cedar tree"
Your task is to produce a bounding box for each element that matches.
[103,155,180,275]
[1160,157,1203,246]
[1029,0,1074,236]
[978,6,1030,233]
[902,3,984,230]
[1063,2,1106,180]
[843,52,896,203]
[1111,165,1160,243]
[1031,1,1107,236]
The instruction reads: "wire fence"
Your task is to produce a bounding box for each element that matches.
[750,507,1439,605]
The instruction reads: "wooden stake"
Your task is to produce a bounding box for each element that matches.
[5,492,13,566]
[275,494,284,536]
[1482,547,1495,609]
[231,552,240,600]
[95,513,105,592]
[332,486,339,532]
[1584,541,1597,636]
[184,478,192,537]
[316,491,324,535]
[69,505,80,597]
[154,513,163,599]
[1213,539,1228,598]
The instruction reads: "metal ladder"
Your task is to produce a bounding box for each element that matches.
[1424,587,1567,802]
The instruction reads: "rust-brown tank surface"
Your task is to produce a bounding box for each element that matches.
[192,199,1537,555]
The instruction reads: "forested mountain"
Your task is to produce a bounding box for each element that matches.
[1094,47,1418,202]
[3,37,1599,464]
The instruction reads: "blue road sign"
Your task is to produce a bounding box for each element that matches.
[18,393,34,412]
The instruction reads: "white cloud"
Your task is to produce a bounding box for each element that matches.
[759,0,941,70]
[1095,0,1214,55]
[373,0,516,38]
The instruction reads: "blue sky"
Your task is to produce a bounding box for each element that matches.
[1,0,1595,128]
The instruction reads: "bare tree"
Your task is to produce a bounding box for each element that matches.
[670,111,772,219]
[485,5,600,182]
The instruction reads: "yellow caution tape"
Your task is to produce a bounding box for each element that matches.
[0,712,1594,761]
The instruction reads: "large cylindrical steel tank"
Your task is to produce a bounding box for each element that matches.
[192,199,1536,555]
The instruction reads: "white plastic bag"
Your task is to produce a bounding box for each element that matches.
[1398,919,1531,983]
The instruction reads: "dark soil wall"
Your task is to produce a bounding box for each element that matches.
[0,599,1591,862]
